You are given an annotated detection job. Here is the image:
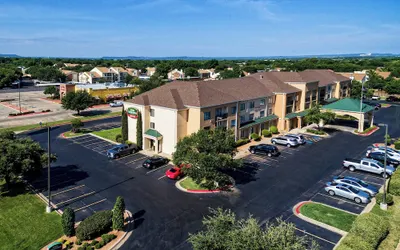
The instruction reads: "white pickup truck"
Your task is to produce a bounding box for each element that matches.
[343,158,395,178]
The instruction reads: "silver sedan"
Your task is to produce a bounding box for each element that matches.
[324,182,370,204]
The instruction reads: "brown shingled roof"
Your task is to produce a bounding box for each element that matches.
[302,69,351,86]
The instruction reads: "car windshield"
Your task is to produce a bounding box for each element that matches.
[376,161,384,168]
[356,180,368,187]
[144,159,151,163]
[348,186,360,193]
[289,138,297,142]
[169,168,177,173]
[111,146,120,151]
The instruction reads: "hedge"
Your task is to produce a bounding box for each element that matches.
[306,129,326,135]
[394,140,400,150]
[9,110,35,116]
[269,126,279,134]
[76,210,112,240]
[337,213,389,250]
[389,170,400,195]
[115,134,123,143]
[235,138,250,147]
[375,193,394,205]
[262,129,272,137]
[251,133,261,141]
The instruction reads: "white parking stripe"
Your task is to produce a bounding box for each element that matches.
[74,199,107,212]
[158,175,167,180]
[127,156,148,164]
[146,164,170,174]
[295,227,336,245]
[341,170,385,181]
[316,192,366,207]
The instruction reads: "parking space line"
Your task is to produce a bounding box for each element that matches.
[127,156,148,164]
[55,191,96,207]
[146,164,170,174]
[52,185,85,197]
[280,150,293,155]
[92,144,113,151]
[295,227,336,245]
[316,193,366,208]
[116,153,139,161]
[135,165,143,169]
[158,175,167,180]
[341,170,385,182]
[74,199,107,212]
[85,141,111,148]
[73,138,100,144]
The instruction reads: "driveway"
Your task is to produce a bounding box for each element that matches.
[25,106,400,250]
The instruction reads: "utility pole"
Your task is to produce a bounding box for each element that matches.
[18,77,22,114]
[378,123,388,210]
[358,80,365,132]
[46,125,52,213]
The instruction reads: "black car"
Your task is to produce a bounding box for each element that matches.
[248,144,279,157]
[366,151,400,167]
[142,156,169,169]
[386,96,400,102]
[107,144,138,159]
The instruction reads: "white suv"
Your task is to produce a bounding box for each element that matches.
[285,134,306,145]
[271,136,299,147]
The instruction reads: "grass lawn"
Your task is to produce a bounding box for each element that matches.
[92,127,121,142]
[0,182,63,249]
[63,128,93,138]
[0,111,121,133]
[180,177,205,190]
[300,202,357,231]
[372,196,400,250]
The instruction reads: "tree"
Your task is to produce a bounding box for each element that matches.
[0,131,57,189]
[384,79,400,94]
[366,70,385,90]
[350,80,373,99]
[121,108,128,142]
[124,74,134,84]
[173,128,241,190]
[184,67,199,77]
[112,196,125,231]
[304,105,336,130]
[155,63,170,78]
[188,208,318,250]
[136,111,143,149]
[203,59,219,69]
[71,118,83,133]
[62,208,75,237]
[43,85,58,99]
[61,91,94,115]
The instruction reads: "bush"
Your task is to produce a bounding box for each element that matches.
[375,193,394,205]
[261,129,272,137]
[348,213,389,248]
[125,140,133,146]
[77,247,85,250]
[115,134,123,143]
[95,243,102,249]
[112,196,125,230]
[306,129,326,135]
[250,133,261,141]
[235,138,250,147]
[76,210,112,240]
[337,234,374,250]
[62,207,75,236]
[394,140,400,150]
[76,239,82,245]
[9,110,35,116]
[71,118,83,132]
[101,234,117,244]
[90,240,98,246]
[269,126,278,134]
[389,171,400,195]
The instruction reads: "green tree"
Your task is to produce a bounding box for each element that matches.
[0,131,57,188]
[124,74,134,84]
[350,80,373,99]
[188,208,318,250]
[384,79,400,94]
[155,63,170,78]
[112,196,125,231]
[61,91,94,115]
[121,109,128,142]
[62,208,75,237]
[43,85,58,99]
[173,128,241,190]
[71,118,83,132]
[304,105,336,130]
[184,67,199,77]
[366,70,385,90]
[203,59,219,69]
[136,111,143,149]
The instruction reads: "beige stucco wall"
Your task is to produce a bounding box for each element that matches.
[187,108,201,135]
[148,106,177,155]
[177,110,188,141]
[274,94,286,131]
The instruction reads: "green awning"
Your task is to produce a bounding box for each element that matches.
[240,114,278,129]
[285,110,308,119]
[322,98,375,113]
[144,129,162,139]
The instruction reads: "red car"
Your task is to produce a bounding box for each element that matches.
[165,166,183,180]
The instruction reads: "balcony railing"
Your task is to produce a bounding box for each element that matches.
[215,113,228,120]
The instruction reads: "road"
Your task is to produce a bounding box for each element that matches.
[26,105,400,250]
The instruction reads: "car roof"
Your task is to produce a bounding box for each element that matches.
[340,176,361,182]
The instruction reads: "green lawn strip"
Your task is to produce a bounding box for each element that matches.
[92,127,121,142]
[0,183,63,249]
[63,129,93,138]
[180,177,206,190]
[373,196,400,250]
[0,111,121,133]
[300,202,357,231]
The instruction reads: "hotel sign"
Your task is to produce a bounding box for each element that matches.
[127,107,138,119]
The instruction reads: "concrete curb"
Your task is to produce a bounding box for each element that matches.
[110,210,133,250]
[89,133,119,145]
[175,177,222,194]
[353,126,380,136]
[293,201,348,236]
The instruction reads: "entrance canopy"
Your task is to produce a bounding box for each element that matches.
[144,129,163,140]
[240,114,278,129]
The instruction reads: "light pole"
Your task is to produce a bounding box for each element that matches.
[359,81,365,132]
[46,125,52,213]
[378,123,388,211]
[18,77,22,114]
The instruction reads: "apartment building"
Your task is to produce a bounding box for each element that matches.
[78,67,133,83]
[124,70,350,155]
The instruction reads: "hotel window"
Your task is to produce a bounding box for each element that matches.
[268,108,273,115]
[268,97,274,104]
[260,111,265,117]
[231,106,237,114]
[230,119,236,128]
[249,114,254,120]
[204,112,211,121]
[240,115,246,123]
[286,105,293,115]
[150,109,155,117]
[249,101,255,109]
[260,99,265,106]
[240,103,246,111]
[150,122,155,129]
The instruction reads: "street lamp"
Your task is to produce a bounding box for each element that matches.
[378,123,388,211]
[45,125,52,213]
[359,81,365,132]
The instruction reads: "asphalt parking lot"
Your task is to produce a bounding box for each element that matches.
[68,133,118,156]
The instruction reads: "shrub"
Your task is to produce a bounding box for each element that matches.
[101,234,117,244]
[90,240,99,246]
[71,118,83,133]
[385,134,391,145]
[115,134,123,143]
[62,207,75,236]
[306,129,326,135]
[95,243,102,249]
[394,140,400,150]
[76,239,82,245]
[269,126,278,134]
[389,171,400,195]
[262,129,272,137]
[337,234,374,250]
[375,193,394,205]
[125,140,133,146]
[235,138,250,147]
[76,210,112,240]
[112,196,125,230]
[348,213,389,248]
[77,247,85,250]
[250,133,261,141]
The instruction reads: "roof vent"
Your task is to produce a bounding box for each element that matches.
[260,75,264,79]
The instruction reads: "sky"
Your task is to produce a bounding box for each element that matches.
[1,0,400,58]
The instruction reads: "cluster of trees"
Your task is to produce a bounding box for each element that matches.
[43,85,60,99]
[61,91,95,115]
[189,208,318,250]
[26,66,66,82]
[0,130,57,189]
[173,128,241,189]
[0,67,22,88]
[304,105,336,130]
[350,70,400,96]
